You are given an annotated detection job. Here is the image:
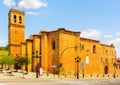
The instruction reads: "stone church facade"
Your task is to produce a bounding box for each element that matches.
[8,8,117,77]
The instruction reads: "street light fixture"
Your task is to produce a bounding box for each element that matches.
[113,63,116,78]
[32,51,41,78]
[75,56,81,79]
[58,45,82,78]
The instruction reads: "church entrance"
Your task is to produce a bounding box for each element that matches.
[104,66,108,74]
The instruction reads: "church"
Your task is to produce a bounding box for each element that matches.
[8,7,117,78]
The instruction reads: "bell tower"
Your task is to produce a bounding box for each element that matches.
[8,7,25,57]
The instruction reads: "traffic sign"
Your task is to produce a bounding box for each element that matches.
[50,65,56,68]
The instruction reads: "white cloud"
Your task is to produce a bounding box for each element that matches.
[81,29,101,39]
[104,35,113,38]
[0,40,7,46]
[26,12,38,15]
[107,38,120,57]
[19,0,47,9]
[3,0,15,7]
[108,38,120,46]
[0,40,2,44]
[117,32,120,35]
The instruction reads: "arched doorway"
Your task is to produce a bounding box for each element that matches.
[104,66,108,74]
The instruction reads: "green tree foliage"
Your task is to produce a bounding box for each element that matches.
[0,54,15,65]
[7,55,15,65]
[16,55,30,77]
[17,55,30,67]
[0,45,8,50]
[0,54,6,65]
[0,53,15,70]
[16,55,30,72]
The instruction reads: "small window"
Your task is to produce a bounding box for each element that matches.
[19,16,22,24]
[52,41,55,50]
[106,50,108,54]
[93,45,96,54]
[14,15,16,23]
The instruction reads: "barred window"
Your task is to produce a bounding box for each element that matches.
[52,41,55,50]
[93,45,96,54]
[19,16,22,24]
[14,15,16,23]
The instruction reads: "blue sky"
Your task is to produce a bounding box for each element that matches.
[0,0,120,57]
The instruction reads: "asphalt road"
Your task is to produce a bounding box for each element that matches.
[0,78,120,85]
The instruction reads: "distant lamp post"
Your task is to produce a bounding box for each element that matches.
[32,51,41,78]
[75,56,81,79]
[113,63,116,78]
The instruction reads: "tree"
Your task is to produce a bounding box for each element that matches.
[0,53,15,69]
[0,53,15,75]
[7,55,15,70]
[17,55,30,70]
[16,55,30,78]
[0,45,8,50]
[23,55,30,72]
[0,54,6,69]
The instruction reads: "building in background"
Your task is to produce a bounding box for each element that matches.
[8,8,117,78]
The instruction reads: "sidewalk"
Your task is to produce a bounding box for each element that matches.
[0,71,54,79]
[0,71,120,80]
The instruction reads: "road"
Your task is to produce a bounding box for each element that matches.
[0,78,120,85]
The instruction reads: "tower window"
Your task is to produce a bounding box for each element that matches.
[93,45,96,54]
[14,15,16,23]
[19,16,22,24]
[52,41,55,50]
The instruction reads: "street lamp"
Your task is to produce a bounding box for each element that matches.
[58,45,82,78]
[113,63,116,78]
[32,51,41,78]
[75,56,81,79]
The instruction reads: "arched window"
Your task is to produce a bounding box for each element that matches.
[104,66,108,74]
[93,45,96,54]
[19,16,22,24]
[106,50,108,55]
[14,15,16,23]
[52,41,55,50]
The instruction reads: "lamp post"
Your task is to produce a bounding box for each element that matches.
[32,51,41,78]
[75,56,81,79]
[58,45,82,78]
[113,63,116,78]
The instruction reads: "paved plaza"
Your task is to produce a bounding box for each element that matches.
[0,72,120,85]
